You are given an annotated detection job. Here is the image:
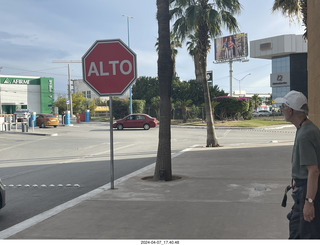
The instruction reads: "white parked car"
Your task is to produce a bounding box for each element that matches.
[14,109,32,122]
[253,110,272,117]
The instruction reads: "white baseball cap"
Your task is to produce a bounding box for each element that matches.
[275,90,308,112]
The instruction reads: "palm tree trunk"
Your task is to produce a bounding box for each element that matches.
[197,8,219,147]
[154,0,173,181]
[199,54,219,147]
[194,52,203,83]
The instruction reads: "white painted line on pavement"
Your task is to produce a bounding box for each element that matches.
[0,145,198,239]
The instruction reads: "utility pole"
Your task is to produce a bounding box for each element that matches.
[52,60,81,117]
[229,60,233,96]
[122,14,133,114]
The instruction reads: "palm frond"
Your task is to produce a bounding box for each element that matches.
[220,10,240,34]
[272,0,307,39]
[272,0,300,17]
[215,0,242,14]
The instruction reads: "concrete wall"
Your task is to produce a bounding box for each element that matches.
[308,0,320,128]
[250,34,307,59]
[0,84,41,113]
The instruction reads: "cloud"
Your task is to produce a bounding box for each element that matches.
[0,35,69,62]
[245,75,272,93]
[136,49,157,77]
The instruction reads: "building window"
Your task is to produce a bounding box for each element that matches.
[272,56,290,73]
[273,86,290,101]
[82,91,91,98]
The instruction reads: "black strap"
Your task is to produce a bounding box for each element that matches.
[297,117,308,130]
[281,185,292,207]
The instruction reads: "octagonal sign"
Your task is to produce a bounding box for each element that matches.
[82,39,137,96]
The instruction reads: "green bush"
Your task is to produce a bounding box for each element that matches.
[213,96,249,120]
[188,105,201,119]
[132,100,146,114]
[108,99,147,119]
[109,98,129,119]
[242,99,254,120]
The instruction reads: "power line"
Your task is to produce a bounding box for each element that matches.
[0,65,83,78]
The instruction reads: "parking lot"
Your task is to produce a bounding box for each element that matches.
[0,121,295,232]
[0,121,297,239]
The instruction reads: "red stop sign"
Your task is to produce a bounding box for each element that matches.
[82,39,137,96]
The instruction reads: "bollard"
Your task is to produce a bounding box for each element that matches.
[85,110,90,122]
[30,112,36,127]
[6,117,11,131]
[4,117,10,131]
[22,122,29,132]
[0,117,4,131]
[64,111,70,125]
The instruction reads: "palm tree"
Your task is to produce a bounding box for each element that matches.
[272,0,307,38]
[251,94,262,111]
[170,33,182,77]
[155,32,182,77]
[187,33,203,83]
[170,0,241,147]
[154,0,174,181]
[176,99,193,123]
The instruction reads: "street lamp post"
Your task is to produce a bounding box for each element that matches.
[233,73,251,96]
[122,14,133,114]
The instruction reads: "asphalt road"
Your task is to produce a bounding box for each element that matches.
[0,122,295,231]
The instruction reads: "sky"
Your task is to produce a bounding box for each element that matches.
[0,0,305,98]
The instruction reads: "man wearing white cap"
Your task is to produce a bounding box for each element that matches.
[275,90,320,239]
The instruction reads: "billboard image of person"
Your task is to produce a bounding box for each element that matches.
[214,33,248,62]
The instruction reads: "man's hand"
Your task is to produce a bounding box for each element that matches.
[304,164,319,222]
[303,202,315,222]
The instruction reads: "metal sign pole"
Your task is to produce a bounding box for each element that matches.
[82,39,137,190]
[109,96,115,189]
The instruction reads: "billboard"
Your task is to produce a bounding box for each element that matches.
[214,33,248,62]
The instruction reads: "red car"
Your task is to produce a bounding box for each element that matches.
[113,114,157,130]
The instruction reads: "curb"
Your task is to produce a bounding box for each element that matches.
[0,131,58,137]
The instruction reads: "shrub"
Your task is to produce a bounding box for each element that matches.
[213,96,249,120]
[132,100,146,114]
[109,98,129,119]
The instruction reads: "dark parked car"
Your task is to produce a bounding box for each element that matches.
[113,114,157,130]
[0,179,6,210]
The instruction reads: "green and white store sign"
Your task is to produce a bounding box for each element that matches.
[0,76,54,114]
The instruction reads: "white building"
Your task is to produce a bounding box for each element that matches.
[250,34,308,105]
[72,79,129,101]
[233,91,272,111]
[0,75,54,114]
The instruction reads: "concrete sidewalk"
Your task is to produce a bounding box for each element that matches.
[3,143,294,239]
